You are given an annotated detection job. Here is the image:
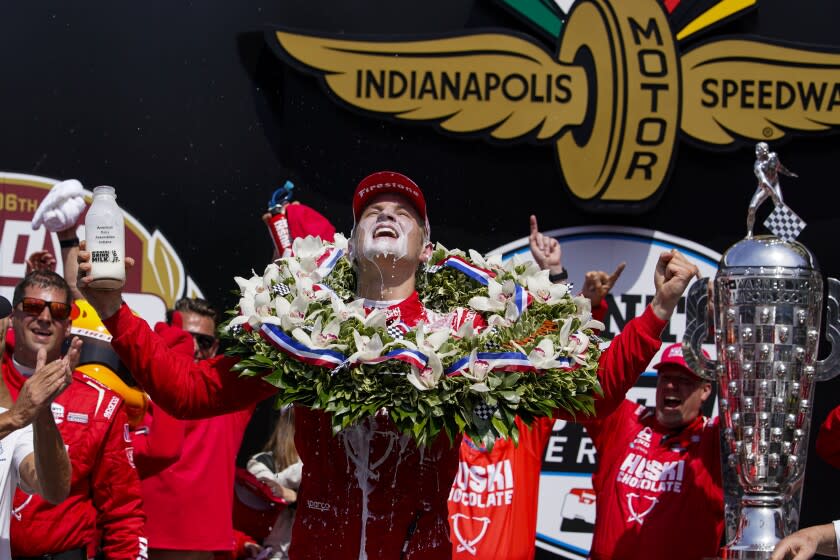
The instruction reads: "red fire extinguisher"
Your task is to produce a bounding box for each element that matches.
[264,180,295,257]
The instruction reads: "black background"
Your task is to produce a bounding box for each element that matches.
[3,0,840,540]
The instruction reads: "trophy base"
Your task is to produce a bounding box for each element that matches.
[718,495,787,560]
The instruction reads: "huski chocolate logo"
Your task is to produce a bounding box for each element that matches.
[268,0,840,213]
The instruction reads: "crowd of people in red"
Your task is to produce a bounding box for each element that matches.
[1,171,838,560]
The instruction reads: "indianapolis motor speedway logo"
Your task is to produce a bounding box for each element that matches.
[268,0,840,213]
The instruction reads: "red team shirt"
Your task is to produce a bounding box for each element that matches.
[585,400,723,560]
[448,416,554,559]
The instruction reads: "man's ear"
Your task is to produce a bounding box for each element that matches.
[699,382,712,404]
[419,242,433,264]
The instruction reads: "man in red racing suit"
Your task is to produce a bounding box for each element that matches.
[80,172,698,559]
[584,342,723,560]
[4,271,146,560]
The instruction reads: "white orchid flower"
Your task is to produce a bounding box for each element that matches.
[468,249,502,271]
[227,295,256,330]
[227,274,274,329]
[363,309,388,330]
[266,296,309,331]
[348,330,398,363]
[292,317,346,350]
[285,256,320,282]
[406,352,443,391]
[401,322,459,360]
[513,338,567,370]
[292,235,326,260]
[555,317,592,365]
[487,314,512,329]
[234,274,263,298]
[573,295,606,332]
[566,332,591,365]
[413,322,450,353]
[332,233,349,252]
[330,295,366,323]
[263,263,281,289]
[294,276,329,303]
[455,318,479,341]
[468,278,521,322]
[527,271,569,305]
[462,350,494,393]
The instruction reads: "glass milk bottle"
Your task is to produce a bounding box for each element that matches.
[84,185,126,289]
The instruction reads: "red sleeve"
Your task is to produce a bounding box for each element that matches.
[558,304,665,421]
[592,298,607,326]
[132,404,185,479]
[230,529,259,559]
[92,402,148,560]
[816,404,840,469]
[103,304,277,419]
[592,304,665,416]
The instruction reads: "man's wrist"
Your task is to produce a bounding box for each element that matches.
[549,269,568,283]
[58,237,80,249]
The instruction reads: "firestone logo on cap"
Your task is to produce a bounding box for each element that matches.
[352,171,427,222]
[356,181,419,200]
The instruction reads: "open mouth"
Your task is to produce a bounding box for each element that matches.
[663,396,681,408]
[373,224,399,239]
[31,327,53,340]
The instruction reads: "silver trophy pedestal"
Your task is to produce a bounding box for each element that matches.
[723,495,787,559]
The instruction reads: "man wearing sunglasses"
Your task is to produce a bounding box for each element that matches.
[139,296,254,560]
[0,295,74,560]
[2,271,148,560]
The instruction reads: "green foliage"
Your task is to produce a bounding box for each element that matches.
[219,242,602,448]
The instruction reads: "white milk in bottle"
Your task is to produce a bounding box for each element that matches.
[84,185,126,289]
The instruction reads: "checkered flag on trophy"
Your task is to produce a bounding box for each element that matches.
[764,203,806,242]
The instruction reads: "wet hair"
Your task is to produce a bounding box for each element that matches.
[169,297,218,324]
[12,270,71,307]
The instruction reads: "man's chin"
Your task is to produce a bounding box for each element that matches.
[656,409,683,429]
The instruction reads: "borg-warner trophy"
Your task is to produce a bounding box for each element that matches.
[682,143,840,559]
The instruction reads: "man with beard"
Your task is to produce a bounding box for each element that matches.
[583,342,723,560]
[77,170,698,559]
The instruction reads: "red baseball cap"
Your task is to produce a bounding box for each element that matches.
[653,342,706,379]
[352,171,427,223]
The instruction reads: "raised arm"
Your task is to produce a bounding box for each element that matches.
[16,343,79,504]
[587,250,699,417]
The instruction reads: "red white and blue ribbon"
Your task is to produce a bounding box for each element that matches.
[445,351,539,376]
[435,256,529,317]
[259,323,347,368]
[350,348,428,370]
[315,247,344,279]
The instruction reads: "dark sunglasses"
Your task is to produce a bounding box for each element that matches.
[18,297,72,320]
[188,331,217,351]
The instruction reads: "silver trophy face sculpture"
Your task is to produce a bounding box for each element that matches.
[683,143,840,559]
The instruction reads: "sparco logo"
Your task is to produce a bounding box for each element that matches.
[268,0,840,213]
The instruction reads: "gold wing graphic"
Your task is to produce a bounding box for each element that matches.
[273,31,587,141]
[141,231,184,309]
[682,40,840,145]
